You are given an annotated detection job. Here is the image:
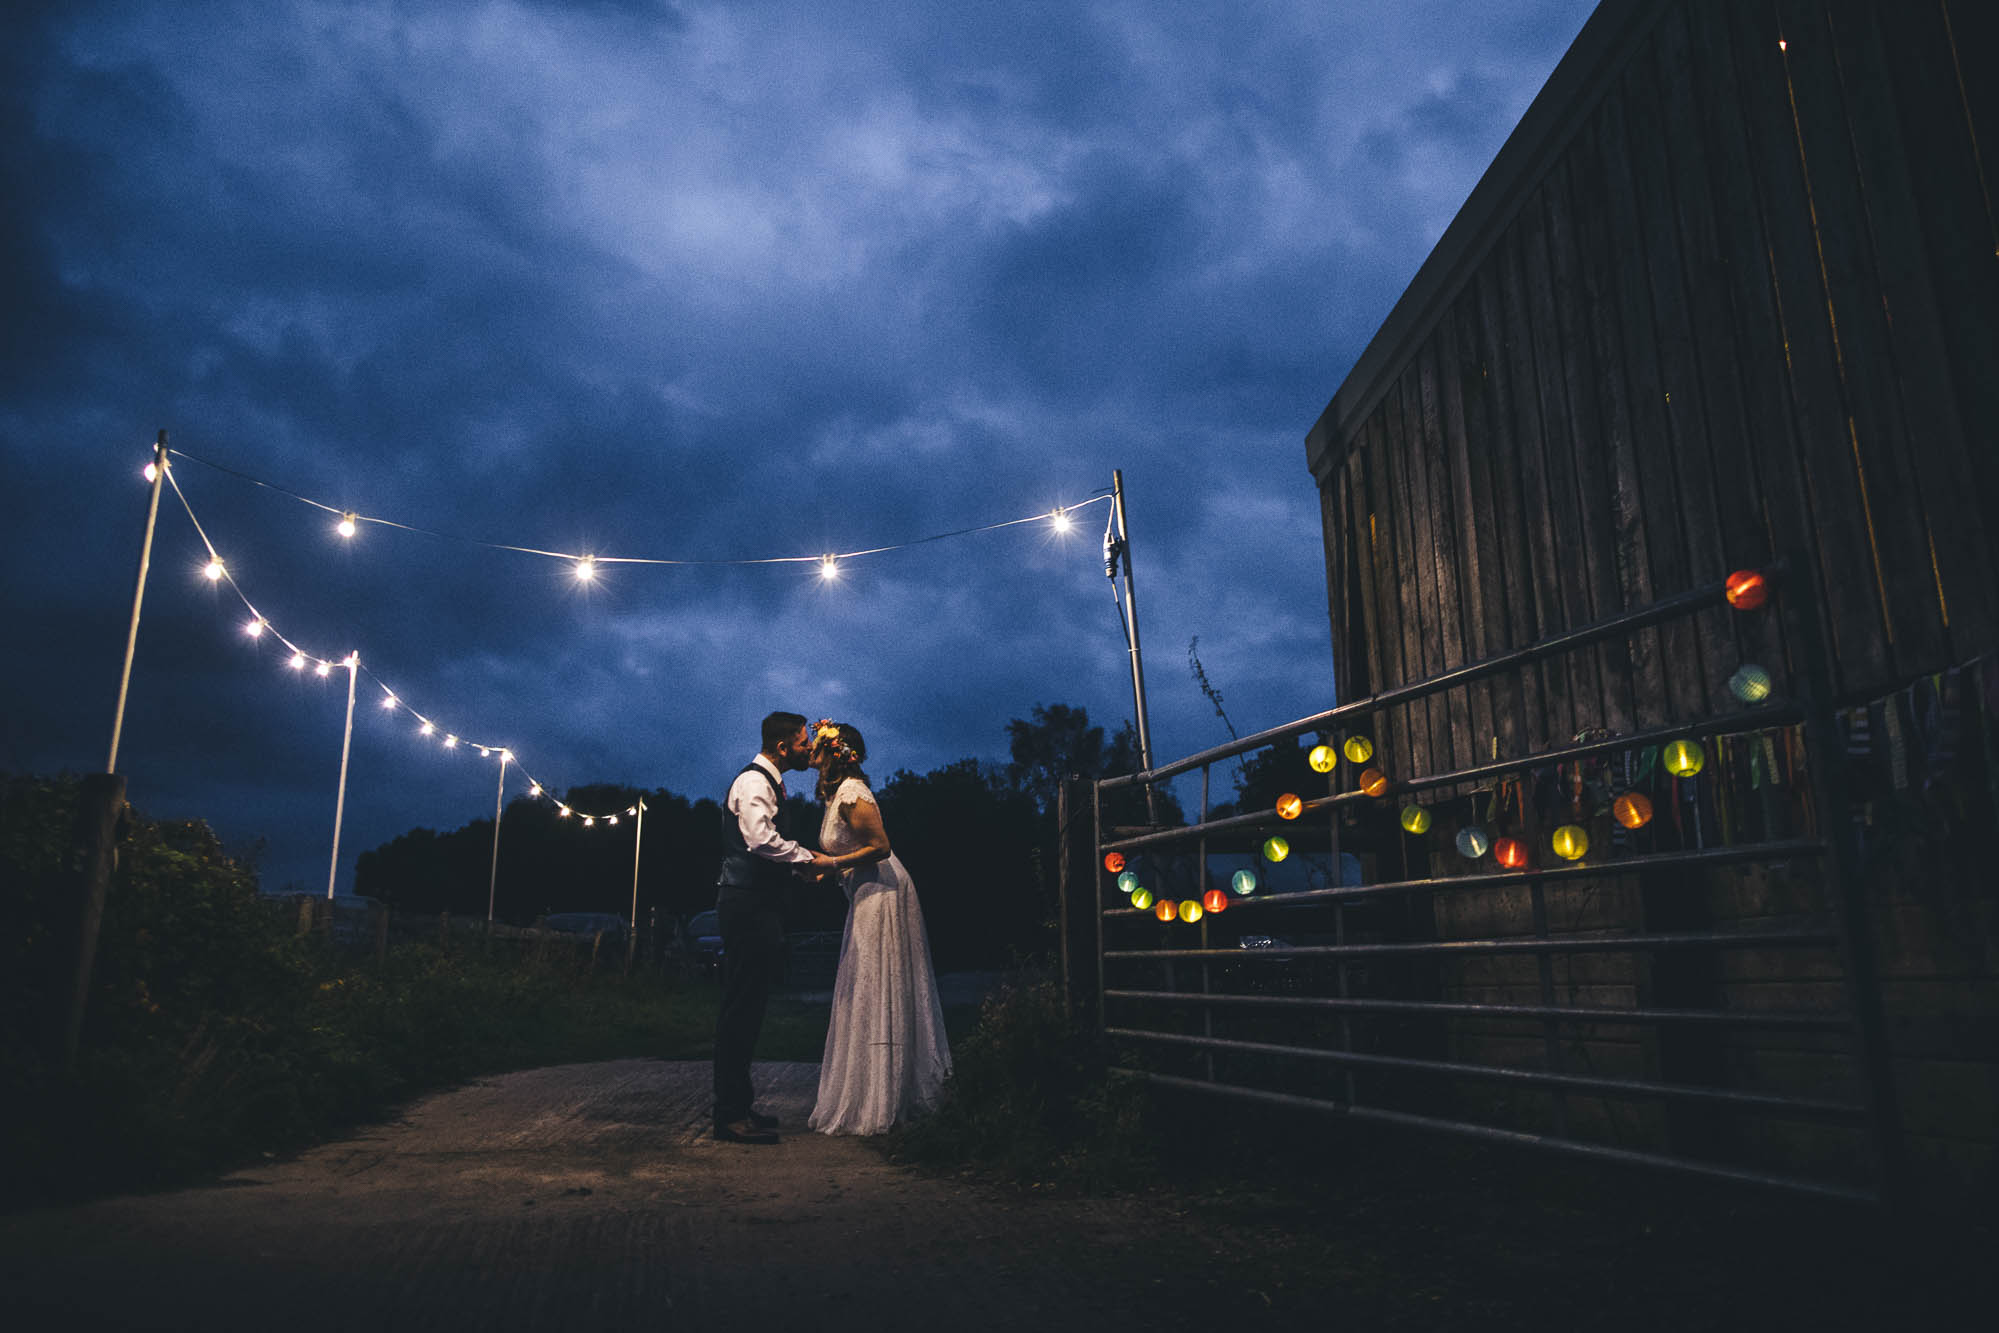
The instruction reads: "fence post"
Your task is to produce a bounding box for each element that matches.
[296,895,316,937]
[1056,775,1099,1025]
[61,773,126,1072]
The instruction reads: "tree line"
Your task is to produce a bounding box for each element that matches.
[353,703,1177,971]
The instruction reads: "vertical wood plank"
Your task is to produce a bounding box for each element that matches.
[1385,372,1439,778]
[1567,102,1672,732]
[1345,446,1387,706]
[1774,0,1949,677]
[1361,414,1416,778]
[1435,298,1501,766]
[1724,0,1890,693]
[1453,282,1529,762]
[1473,263,1553,755]
[1322,467,1354,704]
[1541,153,1637,738]
[1827,0,1998,660]
[1417,338,1477,775]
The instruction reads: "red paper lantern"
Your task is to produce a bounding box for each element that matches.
[1103,851,1125,874]
[1202,889,1228,914]
[1612,792,1654,829]
[1724,569,1769,610]
[1494,836,1528,870]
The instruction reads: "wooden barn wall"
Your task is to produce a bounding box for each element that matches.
[1308,0,1999,1196]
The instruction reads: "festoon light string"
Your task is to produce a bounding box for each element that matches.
[149,449,1110,824]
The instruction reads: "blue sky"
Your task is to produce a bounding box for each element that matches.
[1,0,1597,893]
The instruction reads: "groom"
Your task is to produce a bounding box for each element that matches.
[712,710,835,1144]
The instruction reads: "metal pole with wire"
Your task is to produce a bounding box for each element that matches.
[487,751,509,921]
[1107,469,1159,823]
[326,652,359,899]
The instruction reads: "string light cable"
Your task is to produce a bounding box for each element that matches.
[149,453,1112,823]
[156,462,634,823]
[164,445,1111,577]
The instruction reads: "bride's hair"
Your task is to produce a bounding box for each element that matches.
[812,719,869,801]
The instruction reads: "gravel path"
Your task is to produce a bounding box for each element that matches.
[0,1060,1280,1332]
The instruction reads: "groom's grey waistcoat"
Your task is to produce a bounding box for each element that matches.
[716,763,792,904]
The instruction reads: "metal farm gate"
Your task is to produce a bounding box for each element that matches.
[1078,562,1901,1204]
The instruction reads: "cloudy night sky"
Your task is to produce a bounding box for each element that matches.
[2,0,1597,895]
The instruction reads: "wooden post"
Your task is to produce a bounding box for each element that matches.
[295,895,316,937]
[1056,776,1100,1025]
[62,773,126,1072]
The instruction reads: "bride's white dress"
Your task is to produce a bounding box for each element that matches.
[808,777,952,1134]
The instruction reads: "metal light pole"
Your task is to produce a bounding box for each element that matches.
[108,431,169,773]
[487,751,509,922]
[1109,469,1159,822]
[628,797,647,931]
[326,652,359,899]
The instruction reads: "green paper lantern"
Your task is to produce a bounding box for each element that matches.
[1343,735,1374,764]
[1400,804,1432,835]
[1663,738,1707,777]
[1551,824,1590,861]
[1178,897,1203,923]
[1262,836,1291,863]
[1728,663,1773,704]
[1128,886,1153,911]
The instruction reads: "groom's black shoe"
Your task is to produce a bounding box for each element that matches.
[714,1118,778,1144]
[746,1110,780,1131]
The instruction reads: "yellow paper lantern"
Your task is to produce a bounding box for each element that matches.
[1128,886,1154,911]
[1359,767,1388,797]
[1663,738,1706,777]
[1154,900,1177,922]
[1178,898,1203,923]
[1551,824,1590,861]
[1343,736,1374,765]
[1308,744,1337,774]
[1399,804,1432,835]
[1262,836,1290,863]
[1612,792,1653,829]
[1275,792,1303,820]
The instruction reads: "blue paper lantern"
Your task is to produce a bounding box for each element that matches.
[1455,826,1491,859]
[1230,868,1258,896]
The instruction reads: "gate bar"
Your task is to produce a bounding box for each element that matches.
[1106,925,1836,962]
[1103,988,1852,1029]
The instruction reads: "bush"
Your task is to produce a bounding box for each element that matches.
[889,980,1154,1191]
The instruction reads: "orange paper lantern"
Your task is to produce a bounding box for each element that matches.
[1724,569,1769,610]
[1103,851,1126,874]
[1202,889,1228,914]
[1359,767,1389,797]
[1275,792,1304,820]
[1494,836,1528,870]
[1612,792,1654,829]
[1154,900,1177,922]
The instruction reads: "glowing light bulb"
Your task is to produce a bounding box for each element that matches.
[288,652,306,670]
[529,784,542,798]
[380,692,396,709]
[203,558,226,581]
[477,746,490,757]
[584,816,595,827]
[245,619,265,638]
[444,734,458,748]
[557,805,570,817]
[337,513,357,539]
[819,554,840,581]
[608,815,619,825]
[419,721,435,736]
[501,751,513,762]
[574,556,596,582]
[1050,507,1072,533]
[314,660,332,677]
[143,461,158,483]
[626,806,637,816]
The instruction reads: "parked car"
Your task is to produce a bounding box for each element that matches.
[687,910,723,973]
[542,911,629,944]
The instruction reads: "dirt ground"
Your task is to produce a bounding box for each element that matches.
[0,1057,1988,1332]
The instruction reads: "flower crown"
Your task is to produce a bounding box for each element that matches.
[813,719,860,765]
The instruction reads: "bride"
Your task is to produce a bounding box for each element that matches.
[806,720,952,1134]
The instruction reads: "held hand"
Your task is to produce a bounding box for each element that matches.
[810,851,838,877]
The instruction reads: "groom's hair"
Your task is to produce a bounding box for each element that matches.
[761,711,809,751]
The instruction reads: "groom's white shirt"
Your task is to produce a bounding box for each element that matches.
[727,754,816,865]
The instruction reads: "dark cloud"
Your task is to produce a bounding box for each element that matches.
[2,0,1596,893]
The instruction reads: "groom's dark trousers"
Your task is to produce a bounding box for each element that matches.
[713,888,784,1127]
